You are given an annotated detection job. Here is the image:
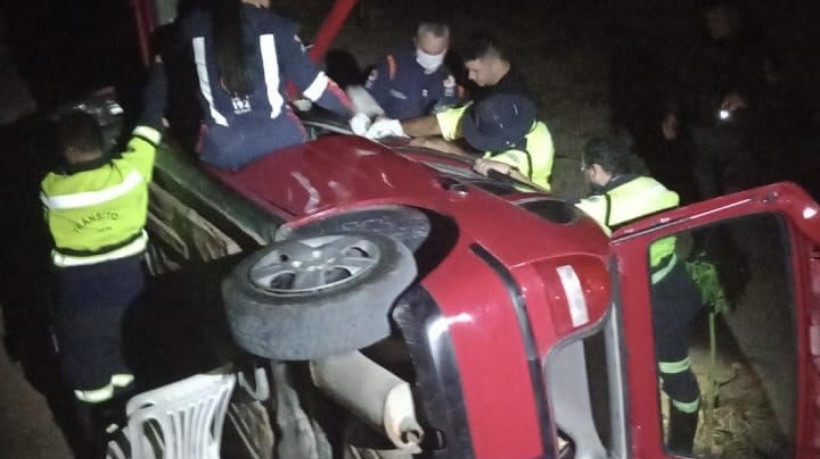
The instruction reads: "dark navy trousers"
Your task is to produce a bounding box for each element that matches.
[651,261,703,406]
[54,255,144,391]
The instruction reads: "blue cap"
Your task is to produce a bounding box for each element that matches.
[462,94,536,152]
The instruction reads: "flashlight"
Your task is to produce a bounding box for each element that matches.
[719,109,731,120]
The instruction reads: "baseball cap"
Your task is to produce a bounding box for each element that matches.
[461,94,536,152]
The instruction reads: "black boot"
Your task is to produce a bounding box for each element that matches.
[73,397,130,459]
[668,403,699,455]
[72,399,107,459]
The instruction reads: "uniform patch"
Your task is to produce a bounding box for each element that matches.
[231,96,252,114]
[73,211,119,234]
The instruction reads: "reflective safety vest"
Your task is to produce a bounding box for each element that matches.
[575,176,679,281]
[436,105,555,190]
[41,126,161,267]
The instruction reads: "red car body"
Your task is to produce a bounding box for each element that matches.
[175,133,820,459]
[208,136,610,457]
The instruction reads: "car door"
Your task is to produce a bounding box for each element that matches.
[609,182,820,458]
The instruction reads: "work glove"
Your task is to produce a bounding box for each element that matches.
[291,98,313,112]
[365,118,406,140]
[349,113,372,136]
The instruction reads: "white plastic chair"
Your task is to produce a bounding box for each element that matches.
[114,368,237,459]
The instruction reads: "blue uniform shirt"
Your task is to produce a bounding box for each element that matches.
[180,5,351,169]
[365,45,460,120]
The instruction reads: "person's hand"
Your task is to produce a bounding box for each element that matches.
[661,112,678,140]
[292,98,313,112]
[474,158,513,176]
[365,118,406,139]
[349,113,372,136]
[720,92,748,112]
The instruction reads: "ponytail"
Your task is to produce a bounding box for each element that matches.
[212,0,249,96]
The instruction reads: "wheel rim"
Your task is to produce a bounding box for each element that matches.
[249,235,381,296]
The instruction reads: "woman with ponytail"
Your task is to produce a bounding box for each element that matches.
[179,0,353,169]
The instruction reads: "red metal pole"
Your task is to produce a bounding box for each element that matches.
[308,0,359,63]
[130,0,154,67]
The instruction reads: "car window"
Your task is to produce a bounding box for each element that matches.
[145,143,282,273]
[545,324,617,459]
[647,214,796,458]
[516,198,581,225]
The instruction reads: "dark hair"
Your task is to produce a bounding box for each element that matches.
[583,135,632,175]
[212,0,249,96]
[56,111,103,157]
[417,22,450,38]
[462,32,506,62]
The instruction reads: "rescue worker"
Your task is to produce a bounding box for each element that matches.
[40,60,166,454]
[364,22,461,120]
[461,32,533,104]
[575,135,702,454]
[661,0,778,198]
[364,93,555,190]
[178,0,354,169]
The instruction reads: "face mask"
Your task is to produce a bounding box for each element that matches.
[416,49,445,73]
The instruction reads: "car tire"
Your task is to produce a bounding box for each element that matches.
[223,232,417,360]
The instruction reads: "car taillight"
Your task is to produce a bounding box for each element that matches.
[529,256,610,338]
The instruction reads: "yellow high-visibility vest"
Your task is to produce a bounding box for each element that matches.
[576,176,679,279]
[41,126,161,267]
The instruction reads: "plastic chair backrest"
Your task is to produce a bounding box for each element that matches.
[125,370,237,459]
